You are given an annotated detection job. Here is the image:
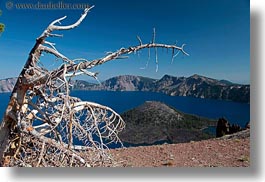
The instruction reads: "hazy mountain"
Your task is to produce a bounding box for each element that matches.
[78,75,156,91]
[0,74,250,103]
[151,74,250,103]
[71,80,97,90]
[0,77,17,93]
[73,74,250,103]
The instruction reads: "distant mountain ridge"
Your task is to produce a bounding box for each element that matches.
[74,75,157,91]
[73,74,250,103]
[0,74,250,103]
[0,77,17,93]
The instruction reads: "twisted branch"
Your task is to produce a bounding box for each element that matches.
[0,6,188,167]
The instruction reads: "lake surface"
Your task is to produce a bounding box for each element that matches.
[0,93,11,119]
[71,91,250,127]
[0,91,250,127]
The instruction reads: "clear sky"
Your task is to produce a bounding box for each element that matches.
[0,0,250,84]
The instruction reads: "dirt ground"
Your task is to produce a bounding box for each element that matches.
[110,137,250,167]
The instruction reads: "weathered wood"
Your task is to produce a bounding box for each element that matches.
[0,7,93,166]
[0,7,188,167]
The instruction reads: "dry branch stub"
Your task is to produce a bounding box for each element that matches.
[0,7,188,167]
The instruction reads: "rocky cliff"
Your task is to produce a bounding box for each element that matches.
[152,74,250,103]
[0,77,17,93]
[75,74,250,103]
[81,75,156,91]
[0,74,250,103]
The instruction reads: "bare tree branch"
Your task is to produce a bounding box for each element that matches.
[38,6,94,40]
[47,43,189,79]
[137,36,143,45]
[0,6,188,167]
[39,45,73,64]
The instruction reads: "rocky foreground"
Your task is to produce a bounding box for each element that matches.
[110,129,250,167]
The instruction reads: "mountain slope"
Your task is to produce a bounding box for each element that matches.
[152,74,250,102]
[76,74,250,103]
[119,101,216,145]
[0,77,17,93]
[0,74,250,103]
[79,75,156,91]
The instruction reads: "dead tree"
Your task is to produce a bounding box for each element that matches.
[0,7,188,167]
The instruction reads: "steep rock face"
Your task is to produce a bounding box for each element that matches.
[0,78,16,93]
[153,74,250,102]
[86,75,156,91]
[72,80,96,90]
[216,118,243,137]
[79,74,250,103]
[119,101,216,145]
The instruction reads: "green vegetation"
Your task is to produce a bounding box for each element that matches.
[0,23,5,34]
[119,101,216,145]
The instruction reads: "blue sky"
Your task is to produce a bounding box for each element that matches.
[0,0,250,83]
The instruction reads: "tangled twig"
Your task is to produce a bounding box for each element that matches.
[0,7,188,167]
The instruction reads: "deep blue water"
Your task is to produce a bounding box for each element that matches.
[0,91,250,127]
[0,91,250,148]
[0,93,11,119]
[71,91,250,127]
